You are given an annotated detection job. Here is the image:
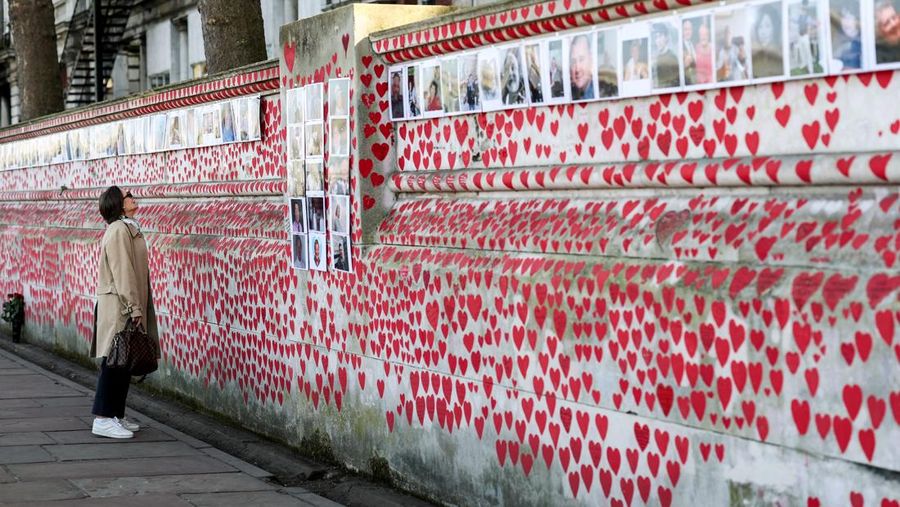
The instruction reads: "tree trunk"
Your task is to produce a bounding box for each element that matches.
[198,0,268,75]
[9,0,64,122]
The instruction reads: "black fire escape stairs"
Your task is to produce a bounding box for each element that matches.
[61,0,136,109]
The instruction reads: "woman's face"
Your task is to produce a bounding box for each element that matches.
[757,14,774,45]
[699,23,711,44]
[630,42,640,59]
[123,192,138,216]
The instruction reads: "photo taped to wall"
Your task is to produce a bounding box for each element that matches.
[390,67,405,120]
[829,0,864,71]
[567,32,597,101]
[328,156,350,195]
[290,198,307,234]
[873,0,900,65]
[749,2,786,79]
[547,37,569,102]
[620,22,652,97]
[307,196,326,233]
[458,54,481,112]
[292,234,308,270]
[330,234,352,273]
[499,44,527,107]
[651,19,682,90]
[523,40,547,105]
[329,194,350,235]
[306,82,324,121]
[716,8,751,82]
[308,232,328,272]
[421,61,444,115]
[330,118,349,157]
[478,47,504,111]
[306,159,324,195]
[787,0,826,76]
[682,14,715,86]
[441,57,461,114]
[596,29,620,98]
[328,78,350,117]
[289,160,306,197]
[405,65,422,118]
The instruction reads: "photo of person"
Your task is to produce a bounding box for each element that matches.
[422,62,444,114]
[166,112,185,149]
[329,78,350,117]
[247,98,260,140]
[306,83,324,121]
[682,15,714,86]
[151,114,167,152]
[331,234,352,273]
[441,58,460,114]
[292,234,308,271]
[235,99,250,141]
[500,45,526,106]
[69,130,83,160]
[390,68,405,119]
[623,38,650,81]
[290,198,307,233]
[329,195,350,235]
[328,156,350,195]
[829,0,863,70]
[220,102,236,143]
[199,106,222,145]
[405,65,422,118]
[652,21,681,89]
[289,161,305,197]
[306,123,324,158]
[568,33,596,100]
[308,232,327,272]
[306,160,325,195]
[788,0,825,75]
[716,10,750,81]
[330,118,349,157]
[288,125,304,161]
[478,47,503,110]
[287,87,305,125]
[458,54,481,112]
[874,0,900,64]
[596,29,619,98]
[307,196,326,233]
[750,3,785,79]
[524,42,546,104]
[548,38,567,100]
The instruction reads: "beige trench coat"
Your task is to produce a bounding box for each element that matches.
[91,220,159,358]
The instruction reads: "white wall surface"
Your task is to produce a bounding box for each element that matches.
[146,21,171,76]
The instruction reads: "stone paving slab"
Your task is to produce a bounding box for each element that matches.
[0,357,20,368]
[45,427,175,445]
[0,431,56,446]
[0,416,89,433]
[282,488,348,507]
[0,479,87,502]
[6,455,236,481]
[0,404,96,419]
[0,465,15,483]
[70,472,277,497]
[0,398,41,409]
[44,441,201,461]
[1,493,193,507]
[36,396,95,407]
[181,490,315,506]
[0,367,32,375]
[199,446,272,478]
[0,445,54,464]
[0,378,83,399]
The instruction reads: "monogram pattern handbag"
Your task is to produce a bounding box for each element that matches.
[107,319,159,376]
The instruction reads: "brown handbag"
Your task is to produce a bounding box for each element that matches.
[106,319,158,376]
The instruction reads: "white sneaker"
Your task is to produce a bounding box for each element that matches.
[115,417,140,432]
[92,417,133,439]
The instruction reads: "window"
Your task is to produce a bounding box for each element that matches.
[149,72,170,88]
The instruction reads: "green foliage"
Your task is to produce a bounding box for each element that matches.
[1,293,25,325]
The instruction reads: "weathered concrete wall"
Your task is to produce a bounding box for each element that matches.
[1,1,899,506]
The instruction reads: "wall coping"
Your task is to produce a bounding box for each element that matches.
[0,59,280,143]
[369,0,715,63]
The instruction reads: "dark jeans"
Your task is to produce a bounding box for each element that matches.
[91,357,131,418]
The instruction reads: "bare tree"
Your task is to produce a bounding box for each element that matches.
[9,0,64,121]
[198,0,268,74]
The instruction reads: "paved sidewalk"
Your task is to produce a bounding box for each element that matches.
[0,347,342,506]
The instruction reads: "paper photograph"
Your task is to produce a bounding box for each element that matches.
[308,232,328,272]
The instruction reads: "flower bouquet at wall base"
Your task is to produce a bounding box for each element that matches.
[1,293,25,343]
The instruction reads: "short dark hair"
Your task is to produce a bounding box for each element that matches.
[99,185,124,224]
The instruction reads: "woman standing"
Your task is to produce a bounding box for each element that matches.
[91,186,159,439]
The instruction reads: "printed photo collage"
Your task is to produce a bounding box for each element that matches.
[286,78,353,274]
[0,96,262,171]
[389,0,900,121]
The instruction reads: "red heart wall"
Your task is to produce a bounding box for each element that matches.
[1,2,899,505]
